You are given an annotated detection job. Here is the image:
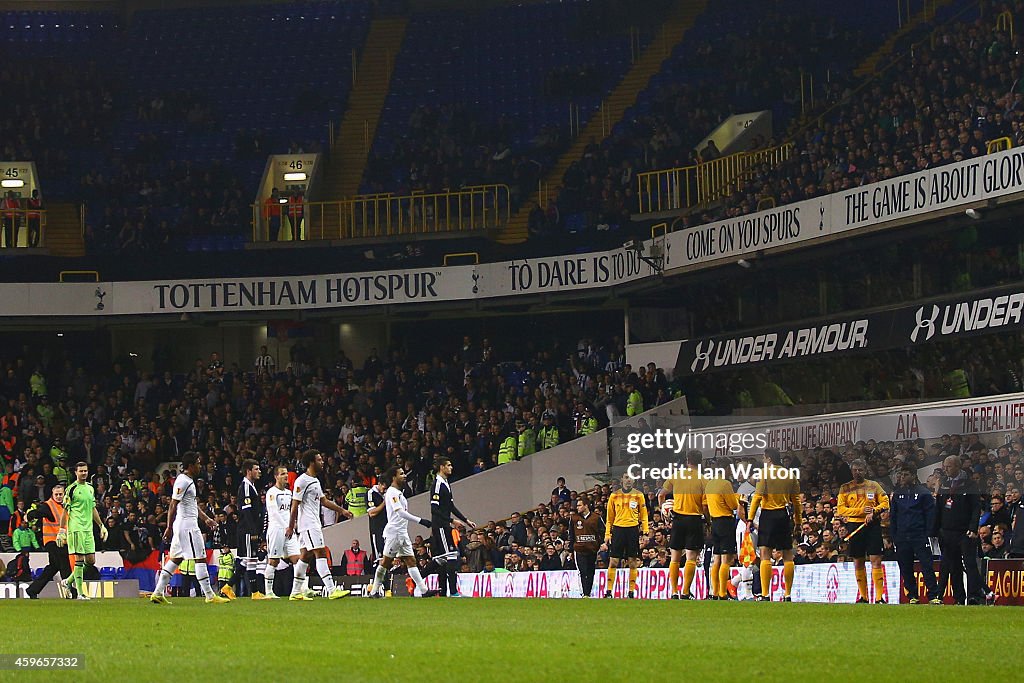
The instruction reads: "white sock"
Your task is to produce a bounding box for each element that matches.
[370,563,388,593]
[263,562,277,589]
[316,557,335,592]
[408,566,427,595]
[154,560,180,595]
[291,560,308,595]
[195,563,215,598]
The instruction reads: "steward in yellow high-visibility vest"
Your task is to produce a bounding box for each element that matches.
[517,421,536,457]
[345,484,369,517]
[538,415,560,451]
[626,384,644,417]
[498,431,518,465]
[578,406,598,436]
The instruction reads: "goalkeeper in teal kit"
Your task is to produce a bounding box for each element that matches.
[62,462,107,600]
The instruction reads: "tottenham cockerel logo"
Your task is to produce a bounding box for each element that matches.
[690,340,714,373]
[911,305,939,342]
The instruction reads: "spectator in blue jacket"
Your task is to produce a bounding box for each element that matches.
[890,466,939,604]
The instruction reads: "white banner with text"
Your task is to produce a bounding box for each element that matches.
[661,146,1024,270]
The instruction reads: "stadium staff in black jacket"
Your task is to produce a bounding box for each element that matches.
[890,466,939,603]
[932,456,986,605]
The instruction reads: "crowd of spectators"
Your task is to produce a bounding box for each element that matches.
[0,58,115,186]
[708,3,1024,223]
[81,160,250,253]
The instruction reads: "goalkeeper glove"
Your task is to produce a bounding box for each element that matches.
[55,529,67,548]
[99,525,109,542]
[419,518,432,528]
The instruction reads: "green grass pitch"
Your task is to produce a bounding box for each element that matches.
[5,598,1021,681]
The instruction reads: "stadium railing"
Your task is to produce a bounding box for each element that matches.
[251,184,510,242]
[636,142,794,214]
[986,136,1013,154]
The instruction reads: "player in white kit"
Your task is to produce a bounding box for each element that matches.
[262,465,302,598]
[286,450,353,600]
[150,453,229,604]
[366,467,437,598]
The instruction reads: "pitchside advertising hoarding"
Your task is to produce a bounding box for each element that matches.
[418,560,1023,603]
[413,561,1024,603]
[3,148,1024,318]
[674,282,1024,377]
[0,581,139,599]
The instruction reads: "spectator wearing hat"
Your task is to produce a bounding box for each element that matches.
[538,414,559,451]
[28,474,50,506]
[516,420,535,458]
[36,395,54,429]
[53,454,71,488]
[577,405,598,437]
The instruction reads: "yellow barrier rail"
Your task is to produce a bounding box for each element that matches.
[59,270,99,282]
[252,184,511,242]
[443,252,480,266]
[0,208,47,248]
[997,10,1013,40]
[987,137,1013,154]
[637,142,794,214]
